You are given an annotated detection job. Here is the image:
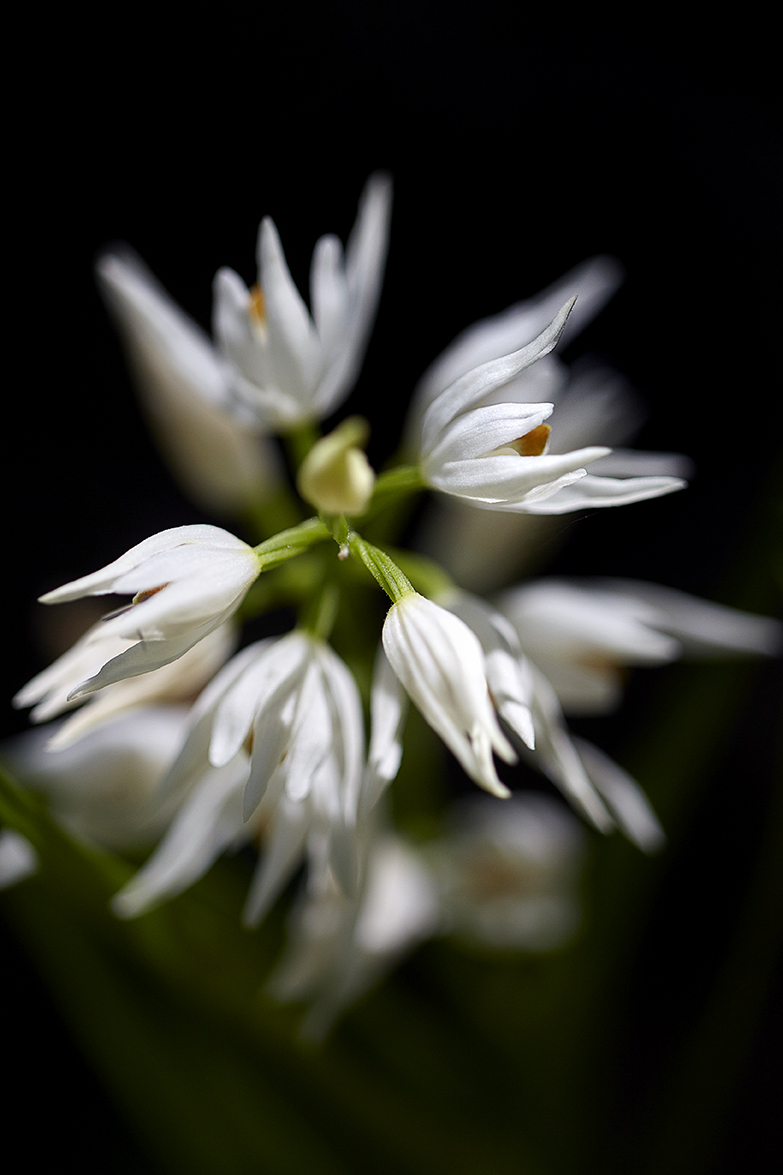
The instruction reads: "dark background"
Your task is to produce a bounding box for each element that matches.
[5,6,781,1171]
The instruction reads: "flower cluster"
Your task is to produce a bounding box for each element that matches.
[8,175,781,1031]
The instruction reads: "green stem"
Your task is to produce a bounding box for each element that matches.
[252,517,330,571]
[347,535,415,603]
[359,464,426,521]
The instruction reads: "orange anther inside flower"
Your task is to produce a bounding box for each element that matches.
[132,584,169,605]
[508,423,551,457]
[247,284,267,326]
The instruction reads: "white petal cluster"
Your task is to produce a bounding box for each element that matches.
[500,577,783,715]
[381,592,517,798]
[412,261,686,518]
[214,174,391,430]
[37,526,262,696]
[113,632,366,922]
[14,621,235,749]
[97,250,282,516]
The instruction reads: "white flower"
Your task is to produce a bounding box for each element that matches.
[413,282,686,517]
[381,592,517,798]
[270,826,440,1039]
[361,645,409,815]
[37,526,262,697]
[97,249,282,516]
[14,621,236,749]
[417,358,693,590]
[213,173,392,430]
[441,589,663,847]
[0,829,38,890]
[499,577,783,715]
[409,254,625,430]
[430,793,585,950]
[113,632,366,923]
[3,706,191,851]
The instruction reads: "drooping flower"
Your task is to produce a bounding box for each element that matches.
[415,301,686,515]
[113,632,367,923]
[3,706,191,851]
[14,621,236,749]
[36,526,262,697]
[381,591,517,798]
[499,577,783,715]
[213,173,392,431]
[440,588,664,848]
[96,249,282,516]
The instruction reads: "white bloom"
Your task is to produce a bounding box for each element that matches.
[97,249,282,516]
[0,829,38,890]
[270,826,440,1038]
[213,173,392,430]
[14,622,236,749]
[430,793,585,950]
[410,254,625,430]
[37,526,262,697]
[416,300,685,515]
[3,706,191,851]
[381,592,517,798]
[441,590,662,846]
[500,578,783,715]
[417,358,693,590]
[113,632,366,923]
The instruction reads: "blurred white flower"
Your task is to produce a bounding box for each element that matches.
[0,829,38,890]
[270,826,440,1039]
[361,644,409,815]
[37,526,262,696]
[214,173,392,430]
[97,249,282,516]
[113,632,366,922]
[14,622,236,749]
[3,707,191,851]
[499,577,783,715]
[430,793,585,951]
[381,592,517,798]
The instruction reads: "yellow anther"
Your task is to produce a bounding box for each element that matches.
[508,423,551,457]
[131,584,168,605]
[248,284,267,326]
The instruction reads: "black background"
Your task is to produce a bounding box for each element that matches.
[4,6,782,1171]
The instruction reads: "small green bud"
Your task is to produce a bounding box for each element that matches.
[297,417,376,516]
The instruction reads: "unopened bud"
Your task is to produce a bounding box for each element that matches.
[297,417,376,516]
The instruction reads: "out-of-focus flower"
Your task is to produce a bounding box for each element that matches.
[113,632,366,922]
[297,417,376,515]
[381,591,517,798]
[415,302,685,515]
[37,527,262,696]
[500,578,783,715]
[0,829,38,890]
[3,707,191,851]
[430,793,585,950]
[270,826,440,1038]
[97,250,282,517]
[214,173,392,430]
[14,622,236,749]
